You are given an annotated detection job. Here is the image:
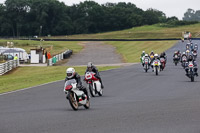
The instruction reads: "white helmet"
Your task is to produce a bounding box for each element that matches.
[66,67,75,78]
[145,54,148,57]
[142,51,145,53]
[154,53,158,58]
[182,52,186,55]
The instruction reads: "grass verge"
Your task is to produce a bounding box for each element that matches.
[106,41,177,62]
[0,66,120,94]
[54,23,200,39]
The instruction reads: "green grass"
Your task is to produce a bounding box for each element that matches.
[106,41,177,62]
[0,40,83,55]
[54,23,200,39]
[0,66,120,94]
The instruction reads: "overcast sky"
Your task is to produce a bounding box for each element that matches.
[0,0,200,20]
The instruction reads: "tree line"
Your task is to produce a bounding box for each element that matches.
[0,0,195,37]
[183,8,200,21]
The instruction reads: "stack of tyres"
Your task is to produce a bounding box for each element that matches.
[63,50,73,59]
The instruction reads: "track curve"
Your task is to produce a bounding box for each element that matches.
[0,40,200,133]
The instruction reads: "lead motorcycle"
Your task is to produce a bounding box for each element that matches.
[64,79,90,110]
[152,59,161,75]
[85,72,103,97]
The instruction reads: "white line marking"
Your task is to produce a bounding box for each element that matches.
[0,64,137,96]
[0,80,63,96]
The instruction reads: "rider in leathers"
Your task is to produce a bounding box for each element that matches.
[65,67,89,99]
[185,55,198,76]
[85,62,104,89]
[143,54,151,67]
[181,52,187,62]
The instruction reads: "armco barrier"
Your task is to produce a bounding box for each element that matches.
[0,60,19,76]
[47,50,72,66]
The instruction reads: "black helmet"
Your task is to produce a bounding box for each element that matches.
[189,55,193,60]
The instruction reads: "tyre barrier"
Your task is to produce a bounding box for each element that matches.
[47,49,73,66]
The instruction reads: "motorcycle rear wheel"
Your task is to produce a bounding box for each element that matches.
[191,76,194,82]
[98,89,103,96]
[84,100,90,109]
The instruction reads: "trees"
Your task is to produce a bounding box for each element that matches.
[0,0,174,37]
[183,8,200,21]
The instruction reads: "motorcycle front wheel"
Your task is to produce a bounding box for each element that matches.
[155,67,158,75]
[89,84,95,97]
[69,92,79,111]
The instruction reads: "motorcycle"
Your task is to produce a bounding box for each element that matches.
[160,57,166,71]
[152,59,161,75]
[143,58,150,72]
[64,79,90,111]
[192,51,197,61]
[85,72,103,97]
[173,54,179,66]
[181,56,187,69]
[187,62,195,82]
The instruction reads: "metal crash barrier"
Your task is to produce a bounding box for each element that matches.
[0,60,19,76]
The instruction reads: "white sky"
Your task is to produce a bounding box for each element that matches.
[0,0,200,20]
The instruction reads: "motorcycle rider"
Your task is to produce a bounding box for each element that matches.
[181,52,187,62]
[173,51,180,62]
[85,62,104,89]
[186,49,190,57]
[65,67,89,99]
[190,43,194,51]
[160,52,166,69]
[140,51,145,66]
[151,53,160,69]
[185,55,198,76]
[143,54,151,67]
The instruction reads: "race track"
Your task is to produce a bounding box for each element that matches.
[0,41,200,133]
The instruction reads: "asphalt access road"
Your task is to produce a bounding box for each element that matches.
[66,42,122,66]
[0,40,200,133]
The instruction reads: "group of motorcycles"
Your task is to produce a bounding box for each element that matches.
[173,41,198,82]
[63,71,103,111]
[141,53,167,75]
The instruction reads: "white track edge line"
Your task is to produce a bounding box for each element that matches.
[0,64,137,96]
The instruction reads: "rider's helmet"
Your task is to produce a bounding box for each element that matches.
[186,50,190,53]
[163,52,166,56]
[182,52,186,55]
[87,62,93,72]
[177,50,180,54]
[154,53,158,59]
[66,67,75,78]
[145,54,148,57]
[188,55,193,60]
[142,51,145,54]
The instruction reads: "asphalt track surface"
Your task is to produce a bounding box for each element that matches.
[1,41,200,133]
